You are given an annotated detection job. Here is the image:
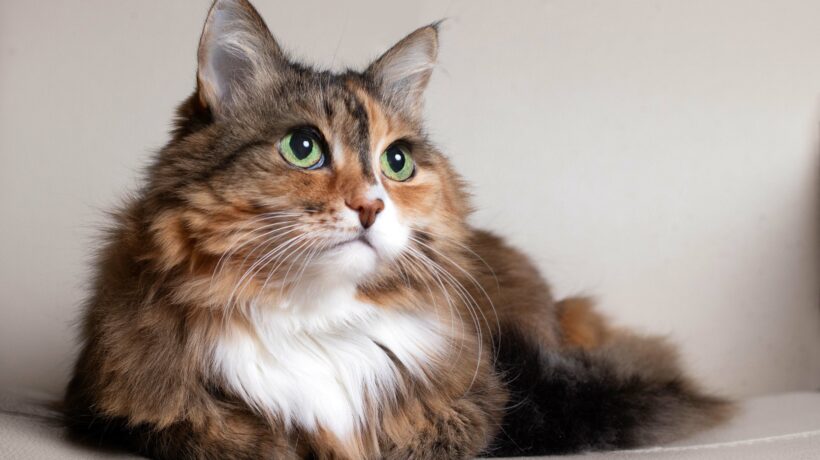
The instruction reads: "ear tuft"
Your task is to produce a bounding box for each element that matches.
[366,23,440,117]
[197,0,283,118]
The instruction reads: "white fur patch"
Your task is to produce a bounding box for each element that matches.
[212,286,445,438]
[365,184,410,260]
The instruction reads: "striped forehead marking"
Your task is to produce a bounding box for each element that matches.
[340,84,375,183]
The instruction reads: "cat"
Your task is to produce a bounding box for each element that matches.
[63,0,733,458]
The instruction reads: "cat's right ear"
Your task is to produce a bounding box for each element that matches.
[196,0,285,118]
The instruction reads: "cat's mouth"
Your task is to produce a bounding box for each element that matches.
[349,235,374,249]
[331,234,374,251]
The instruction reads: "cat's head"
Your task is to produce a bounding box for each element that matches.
[144,0,471,308]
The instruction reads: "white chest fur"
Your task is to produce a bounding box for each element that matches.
[211,289,446,438]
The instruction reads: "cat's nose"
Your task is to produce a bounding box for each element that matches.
[345,197,385,229]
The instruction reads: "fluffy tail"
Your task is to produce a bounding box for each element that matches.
[486,301,733,456]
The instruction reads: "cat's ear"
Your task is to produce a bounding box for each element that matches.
[366,23,439,118]
[196,0,285,118]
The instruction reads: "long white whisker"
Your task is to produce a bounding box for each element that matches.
[261,234,316,288]
[400,250,466,364]
[405,245,485,391]
[283,237,323,306]
[411,226,500,292]
[409,235,501,352]
[222,223,302,276]
[212,219,302,284]
[226,232,308,311]
[408,228,503,356]
[405,246,476,375]
[279,237,318,290]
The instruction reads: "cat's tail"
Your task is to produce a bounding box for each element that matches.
[486,299,734,457]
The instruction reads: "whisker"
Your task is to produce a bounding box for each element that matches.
[211,217,302,283]
[279,237,318,291]
[411,226,500,293]
[405,246,476,376]
[405,244,486,391]
[226,232,308,311]
[283,237,324,305]
[400,250,466,364]
[248,232,320,303]
[409,235,501,354]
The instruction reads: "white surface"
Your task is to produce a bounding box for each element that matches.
[3,391,820,459]
[1,1,819,398]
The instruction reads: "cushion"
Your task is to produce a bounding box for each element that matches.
[2,391,819,459]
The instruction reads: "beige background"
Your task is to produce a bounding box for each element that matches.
[1,0,818,398]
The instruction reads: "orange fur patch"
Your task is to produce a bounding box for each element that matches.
[557,297,611,350]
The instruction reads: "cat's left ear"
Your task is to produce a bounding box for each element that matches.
[366,23,439,118]
[196,0,286,119]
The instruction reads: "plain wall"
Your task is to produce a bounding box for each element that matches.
[1,0,818,398]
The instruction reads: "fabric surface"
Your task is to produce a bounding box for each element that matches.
[1,391,819,459]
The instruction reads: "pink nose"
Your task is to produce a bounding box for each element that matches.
[345,197,385,229]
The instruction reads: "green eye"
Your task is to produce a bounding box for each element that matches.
[280,129,325,169]
[380,144,414,182]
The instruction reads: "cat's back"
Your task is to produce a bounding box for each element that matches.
[468,228,563,347]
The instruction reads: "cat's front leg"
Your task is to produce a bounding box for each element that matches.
[379,394,501,460]
[66,396,304,460]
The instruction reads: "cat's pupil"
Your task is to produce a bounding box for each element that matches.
[387,147,405,172]
[290,132,314,160]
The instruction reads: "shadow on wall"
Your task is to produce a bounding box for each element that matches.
[814,105,820,390]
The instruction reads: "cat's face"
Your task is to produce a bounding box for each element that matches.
[146,0,469,304]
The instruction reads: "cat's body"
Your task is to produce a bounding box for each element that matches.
[64,1,732,458]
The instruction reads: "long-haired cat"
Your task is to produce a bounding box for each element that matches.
[63,1,732,458]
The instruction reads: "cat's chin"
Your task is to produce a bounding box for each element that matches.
[320,238,380,281]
